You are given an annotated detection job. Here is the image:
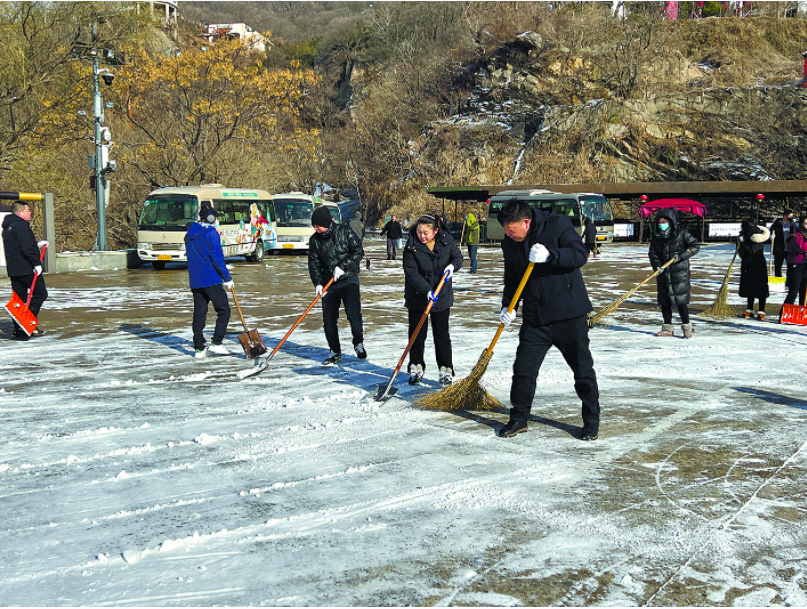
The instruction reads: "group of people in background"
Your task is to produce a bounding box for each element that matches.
[646,208,807,333]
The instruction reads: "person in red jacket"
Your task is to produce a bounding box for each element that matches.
[2,201,48,339]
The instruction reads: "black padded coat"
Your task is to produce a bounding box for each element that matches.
[648,209,700,307]
[402,226,463,312]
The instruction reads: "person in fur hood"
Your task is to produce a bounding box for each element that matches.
[738,220,771,321]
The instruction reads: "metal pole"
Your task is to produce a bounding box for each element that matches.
[93,24,108,251]
[42,193,57,273]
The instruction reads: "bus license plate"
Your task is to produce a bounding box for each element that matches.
[597,236,606,241]
[283,244,294,249]
[157,255,172,261]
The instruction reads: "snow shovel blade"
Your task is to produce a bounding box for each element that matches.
[237,329,268,359]
[4,292,36,336]
[373,383,398,402]
[237,351,276,379]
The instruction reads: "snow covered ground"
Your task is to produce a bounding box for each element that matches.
[1,240,806,606]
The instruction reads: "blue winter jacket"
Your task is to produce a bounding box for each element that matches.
[185,222,232,289]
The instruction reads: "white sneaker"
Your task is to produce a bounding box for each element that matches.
[194,348,207,358]
[207,343,229,355]
[408,364,423,385]
[438,366,454,387]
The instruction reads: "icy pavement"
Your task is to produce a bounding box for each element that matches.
[1,241,806,606]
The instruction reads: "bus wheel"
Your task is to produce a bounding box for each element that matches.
[249,241,265,262]
[151,261,167,270]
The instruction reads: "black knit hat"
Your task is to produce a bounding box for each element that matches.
[311,206,333,228]
[200,205,219,223]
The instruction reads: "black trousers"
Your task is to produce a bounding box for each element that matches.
[510,315,600,432]
[191,284,230,350]
[773,252,786,277]
[661,303,690,324]
[322,282,363,354]
[783,264,807,307]
[10,273,48,318]
[406,307,453,373]
[386,238,398,259]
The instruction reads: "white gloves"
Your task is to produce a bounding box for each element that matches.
[427,290,439,303]
[316,285,324,297]
[34,265,43,276]
[37,240,49,248]
[500,307,516,327]
[333,266,345,281]
[223,280,234,290]
[443,264,455,280]
[529,243,550,263]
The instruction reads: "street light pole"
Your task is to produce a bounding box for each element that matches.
[93,50,108,251]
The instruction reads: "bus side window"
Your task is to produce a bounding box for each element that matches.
[214,200,236,224]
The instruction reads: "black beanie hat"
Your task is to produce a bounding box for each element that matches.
[200,205,218,223]
[311,206,333,228]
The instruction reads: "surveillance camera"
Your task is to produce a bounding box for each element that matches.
[101,73,114,86]
[104,160,116,173]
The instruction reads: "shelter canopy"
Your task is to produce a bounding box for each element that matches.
[639,198,707,218]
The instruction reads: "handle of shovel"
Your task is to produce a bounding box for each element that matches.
[388,269,451,382]
[485,261,536,357]
[25,244,47,307]
[266,276,336,361]
[228,284,250,333]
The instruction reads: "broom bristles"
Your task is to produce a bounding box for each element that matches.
[701,257,740,318]
[414,350,502,412]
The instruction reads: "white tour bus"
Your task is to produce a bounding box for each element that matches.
[137,184,276,269]
[486,189,614,243]
[269,193,341,252]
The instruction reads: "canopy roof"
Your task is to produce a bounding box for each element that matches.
[639,198,707,218]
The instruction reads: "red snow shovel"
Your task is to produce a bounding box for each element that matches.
[373,269,451,402]
[239,277,335,379]
[5,244,46,337]
[229,285,268,359]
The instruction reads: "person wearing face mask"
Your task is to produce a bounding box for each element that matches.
[648,209,700,338]
[779,215,807,319]
[185,205,232,358]
[402,214,463,386]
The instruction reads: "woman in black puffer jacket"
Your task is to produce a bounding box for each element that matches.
[402,214,463,387]
[648,209,701,338]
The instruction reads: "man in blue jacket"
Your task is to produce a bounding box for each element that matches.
[496,199,601,441]
[185,205,233,358]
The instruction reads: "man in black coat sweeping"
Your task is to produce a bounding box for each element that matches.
[308,206,367,365]
[2,201,48,339]
[496,199,601,441]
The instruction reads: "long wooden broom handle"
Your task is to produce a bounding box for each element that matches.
[229,285,249,333]
[268,276,336,359]
[389,269,451,379]
[25,244,47,307]
[485,261,536,357]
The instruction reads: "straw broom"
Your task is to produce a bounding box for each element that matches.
[589,257,676,327]
[700,244,741,319]
[414,262,536,412]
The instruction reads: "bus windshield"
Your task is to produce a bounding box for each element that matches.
[580,197,613,223]
[138,194,198,231]
[274,199,313,227]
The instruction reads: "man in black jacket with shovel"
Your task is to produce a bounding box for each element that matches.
[309,206,366,365]
[496,199,601,441]
[2,201,48,339]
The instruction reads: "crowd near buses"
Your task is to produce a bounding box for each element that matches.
[7,183,807,443]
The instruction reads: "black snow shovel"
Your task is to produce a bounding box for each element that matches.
[229,285,268,359]
[373,269,450,402]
